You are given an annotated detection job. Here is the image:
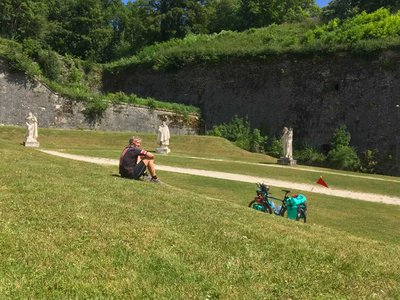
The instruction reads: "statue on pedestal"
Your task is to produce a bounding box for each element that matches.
[156,121,170,154]
[281,126,293,159]
[24,112,40,147]
[278,126,295,165]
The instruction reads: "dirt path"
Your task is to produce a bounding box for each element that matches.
[40,150,400,206]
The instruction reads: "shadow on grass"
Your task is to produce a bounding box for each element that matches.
[111,173,125,179]
[258,161,278,165]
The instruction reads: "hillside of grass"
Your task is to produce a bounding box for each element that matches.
[106,8,400,72]
[1,126,400,298]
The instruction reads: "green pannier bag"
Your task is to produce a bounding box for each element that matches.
[285,194,307,220]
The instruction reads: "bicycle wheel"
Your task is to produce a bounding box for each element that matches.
[279,206,286,217]
[295,206,307,223]
[302,203,307,223]
[248,200,272,214]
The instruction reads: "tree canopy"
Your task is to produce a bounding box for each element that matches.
[0,0,398,63]
[322,0,400,21]
[0,0,320,62]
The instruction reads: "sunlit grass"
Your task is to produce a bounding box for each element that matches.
[3,126,398,196]
[0,127,399,298]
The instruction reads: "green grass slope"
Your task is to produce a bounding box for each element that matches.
[0,127,399,298]
[3,126,398,196]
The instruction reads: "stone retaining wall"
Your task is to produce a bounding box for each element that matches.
[103,52,400,175]
[0,60,198,135]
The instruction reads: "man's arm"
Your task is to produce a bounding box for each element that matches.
[139,149,154,159]
[144,151,155,159]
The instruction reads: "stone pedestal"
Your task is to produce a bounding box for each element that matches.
[155,146,170,154]
[24,141,40,147]
[277,157,296,165]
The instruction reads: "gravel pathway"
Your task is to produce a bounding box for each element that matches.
[40,150,400,206]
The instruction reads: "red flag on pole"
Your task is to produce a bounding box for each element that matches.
[316,176,329,188]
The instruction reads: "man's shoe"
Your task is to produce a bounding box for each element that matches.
[149,177,161,183]
[142,175,151,182]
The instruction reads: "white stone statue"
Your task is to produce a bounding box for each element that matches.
[281,126,293,159]
[24,112,39,147]
[156,121,171,154]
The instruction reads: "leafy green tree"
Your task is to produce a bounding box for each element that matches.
[37,49,62,81]
[327,124,361,170]
[250,128,268,153]
[0,0,48,40]
[45,0,121,61]
[208,115,250,144]
[207,0,241,32]
[330,124,351,149]
[295,144,326,166]
[360,149,378,173]
[322,0,359,21]
[266,137,282,157]
[208,116,268,152]
[101,0,132,60]
[361,0,400,12]
[327,146,361,170]
[138,0,209,42]
[237,0,318,30]
[322,0,400,21]
[120,1,152,54]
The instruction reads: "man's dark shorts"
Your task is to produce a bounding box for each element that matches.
[122,161,147,179]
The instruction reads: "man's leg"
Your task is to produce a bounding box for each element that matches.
[141,159,160,182]
[141,159,156,177]
[132,161,147,179]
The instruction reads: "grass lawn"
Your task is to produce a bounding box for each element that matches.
[11,126,398,197]
[0,126,399,298]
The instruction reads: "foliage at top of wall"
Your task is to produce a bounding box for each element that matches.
[0,37,200,117]
[0,0,319,63]
[105,21,317,72]
[106,8,400,72]
[321,0,400,21]
[303,8,400,50]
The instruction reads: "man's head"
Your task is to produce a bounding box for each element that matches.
[129,136,142,147]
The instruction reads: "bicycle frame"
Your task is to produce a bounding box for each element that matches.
[250,183,291,216]
[267,192,291,216]
[248,183,307,223]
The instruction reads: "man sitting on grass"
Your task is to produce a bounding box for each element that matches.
[119,136,160,183]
